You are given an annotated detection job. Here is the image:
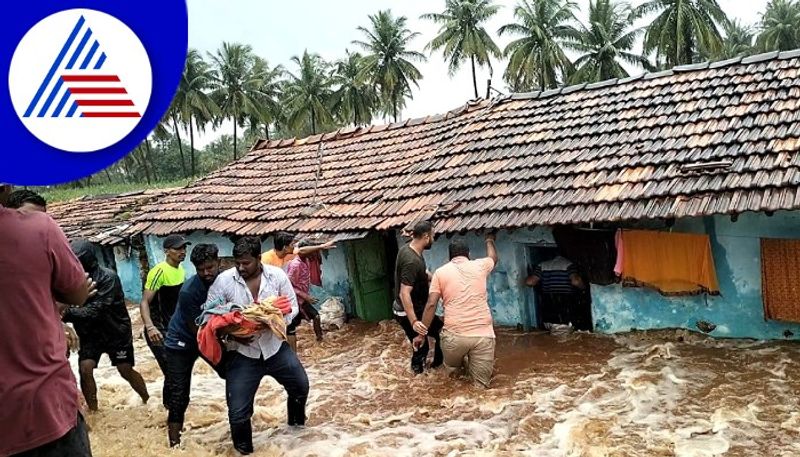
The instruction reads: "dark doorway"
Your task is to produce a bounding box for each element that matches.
[526,246,593,331]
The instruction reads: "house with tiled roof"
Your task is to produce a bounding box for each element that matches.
[129,50,800,340]
[49,189,172,302]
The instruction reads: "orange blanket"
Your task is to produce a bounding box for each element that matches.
[619,230,720,295]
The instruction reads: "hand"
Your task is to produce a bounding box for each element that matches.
[308,296,319,305]
[412,335,426,350]
[84,273,97,300]
[322,241,337,250]
[57,301,69,318]
[64,324,80,352]
[273,296,293,315]
[485,232,497,242]
[412,320,428,335]
[146,325,163,345]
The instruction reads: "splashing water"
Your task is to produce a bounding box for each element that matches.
[72,310,800,456]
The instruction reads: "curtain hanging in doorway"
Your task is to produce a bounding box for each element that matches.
[618,229,720,296]
[761,238,800,323]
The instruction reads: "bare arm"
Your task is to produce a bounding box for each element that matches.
[139,289,164,344]
[570,273,586,290]
[485,233,498,265]
[420,291,440,329]
[295,240,336,255]
[399,283,417,323]
[525,275,541,287]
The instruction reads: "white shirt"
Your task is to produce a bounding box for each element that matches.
[205,264,298,360]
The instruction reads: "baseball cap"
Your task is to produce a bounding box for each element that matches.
[163,234,191,249]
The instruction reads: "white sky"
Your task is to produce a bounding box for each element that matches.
[187,0,768,147]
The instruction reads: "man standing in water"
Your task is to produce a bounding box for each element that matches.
[205,236,309,455]
[1,183,96,456]
[414,235,498,387]
[393,220,443,374]
[66,239,150,410]
[139,234,190,408]
[164,243,221,447]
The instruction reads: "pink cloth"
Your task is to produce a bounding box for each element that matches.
[0,209,85,455]
[430,257,496,338]
[286,257,311,306]
[614,229,624,276]
[307,253,322,287]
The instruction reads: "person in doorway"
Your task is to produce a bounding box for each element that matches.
[261,231,336,271]
[1,184,96,457]
[6,188,47,213]
[525,250,586,330]
[414,234,498,387]
[206,236,309,455]
[139,234,190,408]
[286,239,324,351]
[393,220,443,374]
[65,239,150,411]
[163,243,221,447]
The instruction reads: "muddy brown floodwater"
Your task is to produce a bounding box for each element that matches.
[71,310,800,457]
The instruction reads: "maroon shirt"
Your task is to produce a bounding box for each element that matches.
[0,208,85,455]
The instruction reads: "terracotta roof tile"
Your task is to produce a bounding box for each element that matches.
[130,51,800,236]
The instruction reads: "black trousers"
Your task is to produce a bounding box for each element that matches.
[165,347,199,424]
[395,315,443,373]
[145,328,171,408]
[13,414,92,457]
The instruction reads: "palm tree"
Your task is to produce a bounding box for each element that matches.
[354,10,426,122]
[331,50,377,126]
[165,95,188,178]
[283,50,334,135]
[498,0,581,92]
[757,0,800,52]
[244,57,284,140]
[178,49,219,177]
[208,42,266,160]
[566,0,650,84]
[633,0,730,68]
[706,19,755,60]
[422,0,502,98]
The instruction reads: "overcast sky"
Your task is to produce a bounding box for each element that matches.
[187,0,769,146]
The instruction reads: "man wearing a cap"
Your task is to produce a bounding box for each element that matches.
[139,234,190,408]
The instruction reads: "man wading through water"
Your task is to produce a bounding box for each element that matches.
[66,239,150,411]
[139,234,190,408]
[205,237,309,455]
[163,243,222,447]
[393,220,443,374]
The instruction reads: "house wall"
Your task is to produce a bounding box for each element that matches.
[113,244,144,303]
[134,211,800,340]
[592,211,800,340]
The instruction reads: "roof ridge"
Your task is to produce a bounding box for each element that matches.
[249,48,800,152]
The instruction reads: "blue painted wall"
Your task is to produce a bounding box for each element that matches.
[592,211,800,340]
[113,245,143,303]
[131,212,800,340]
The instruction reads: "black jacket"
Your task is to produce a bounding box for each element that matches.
[63,239,132,347]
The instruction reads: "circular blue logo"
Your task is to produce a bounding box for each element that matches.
[2,1,187,185]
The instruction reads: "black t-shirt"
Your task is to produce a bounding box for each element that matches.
[393,244,429,316]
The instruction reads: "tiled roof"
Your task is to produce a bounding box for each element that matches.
[49,189,173,245]
[130,50,800,236]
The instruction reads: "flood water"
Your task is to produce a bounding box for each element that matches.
[72,311,800,457]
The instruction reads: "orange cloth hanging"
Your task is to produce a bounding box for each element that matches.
[619,229,720,296]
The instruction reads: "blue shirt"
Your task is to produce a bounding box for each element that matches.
[165,275,212,351]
